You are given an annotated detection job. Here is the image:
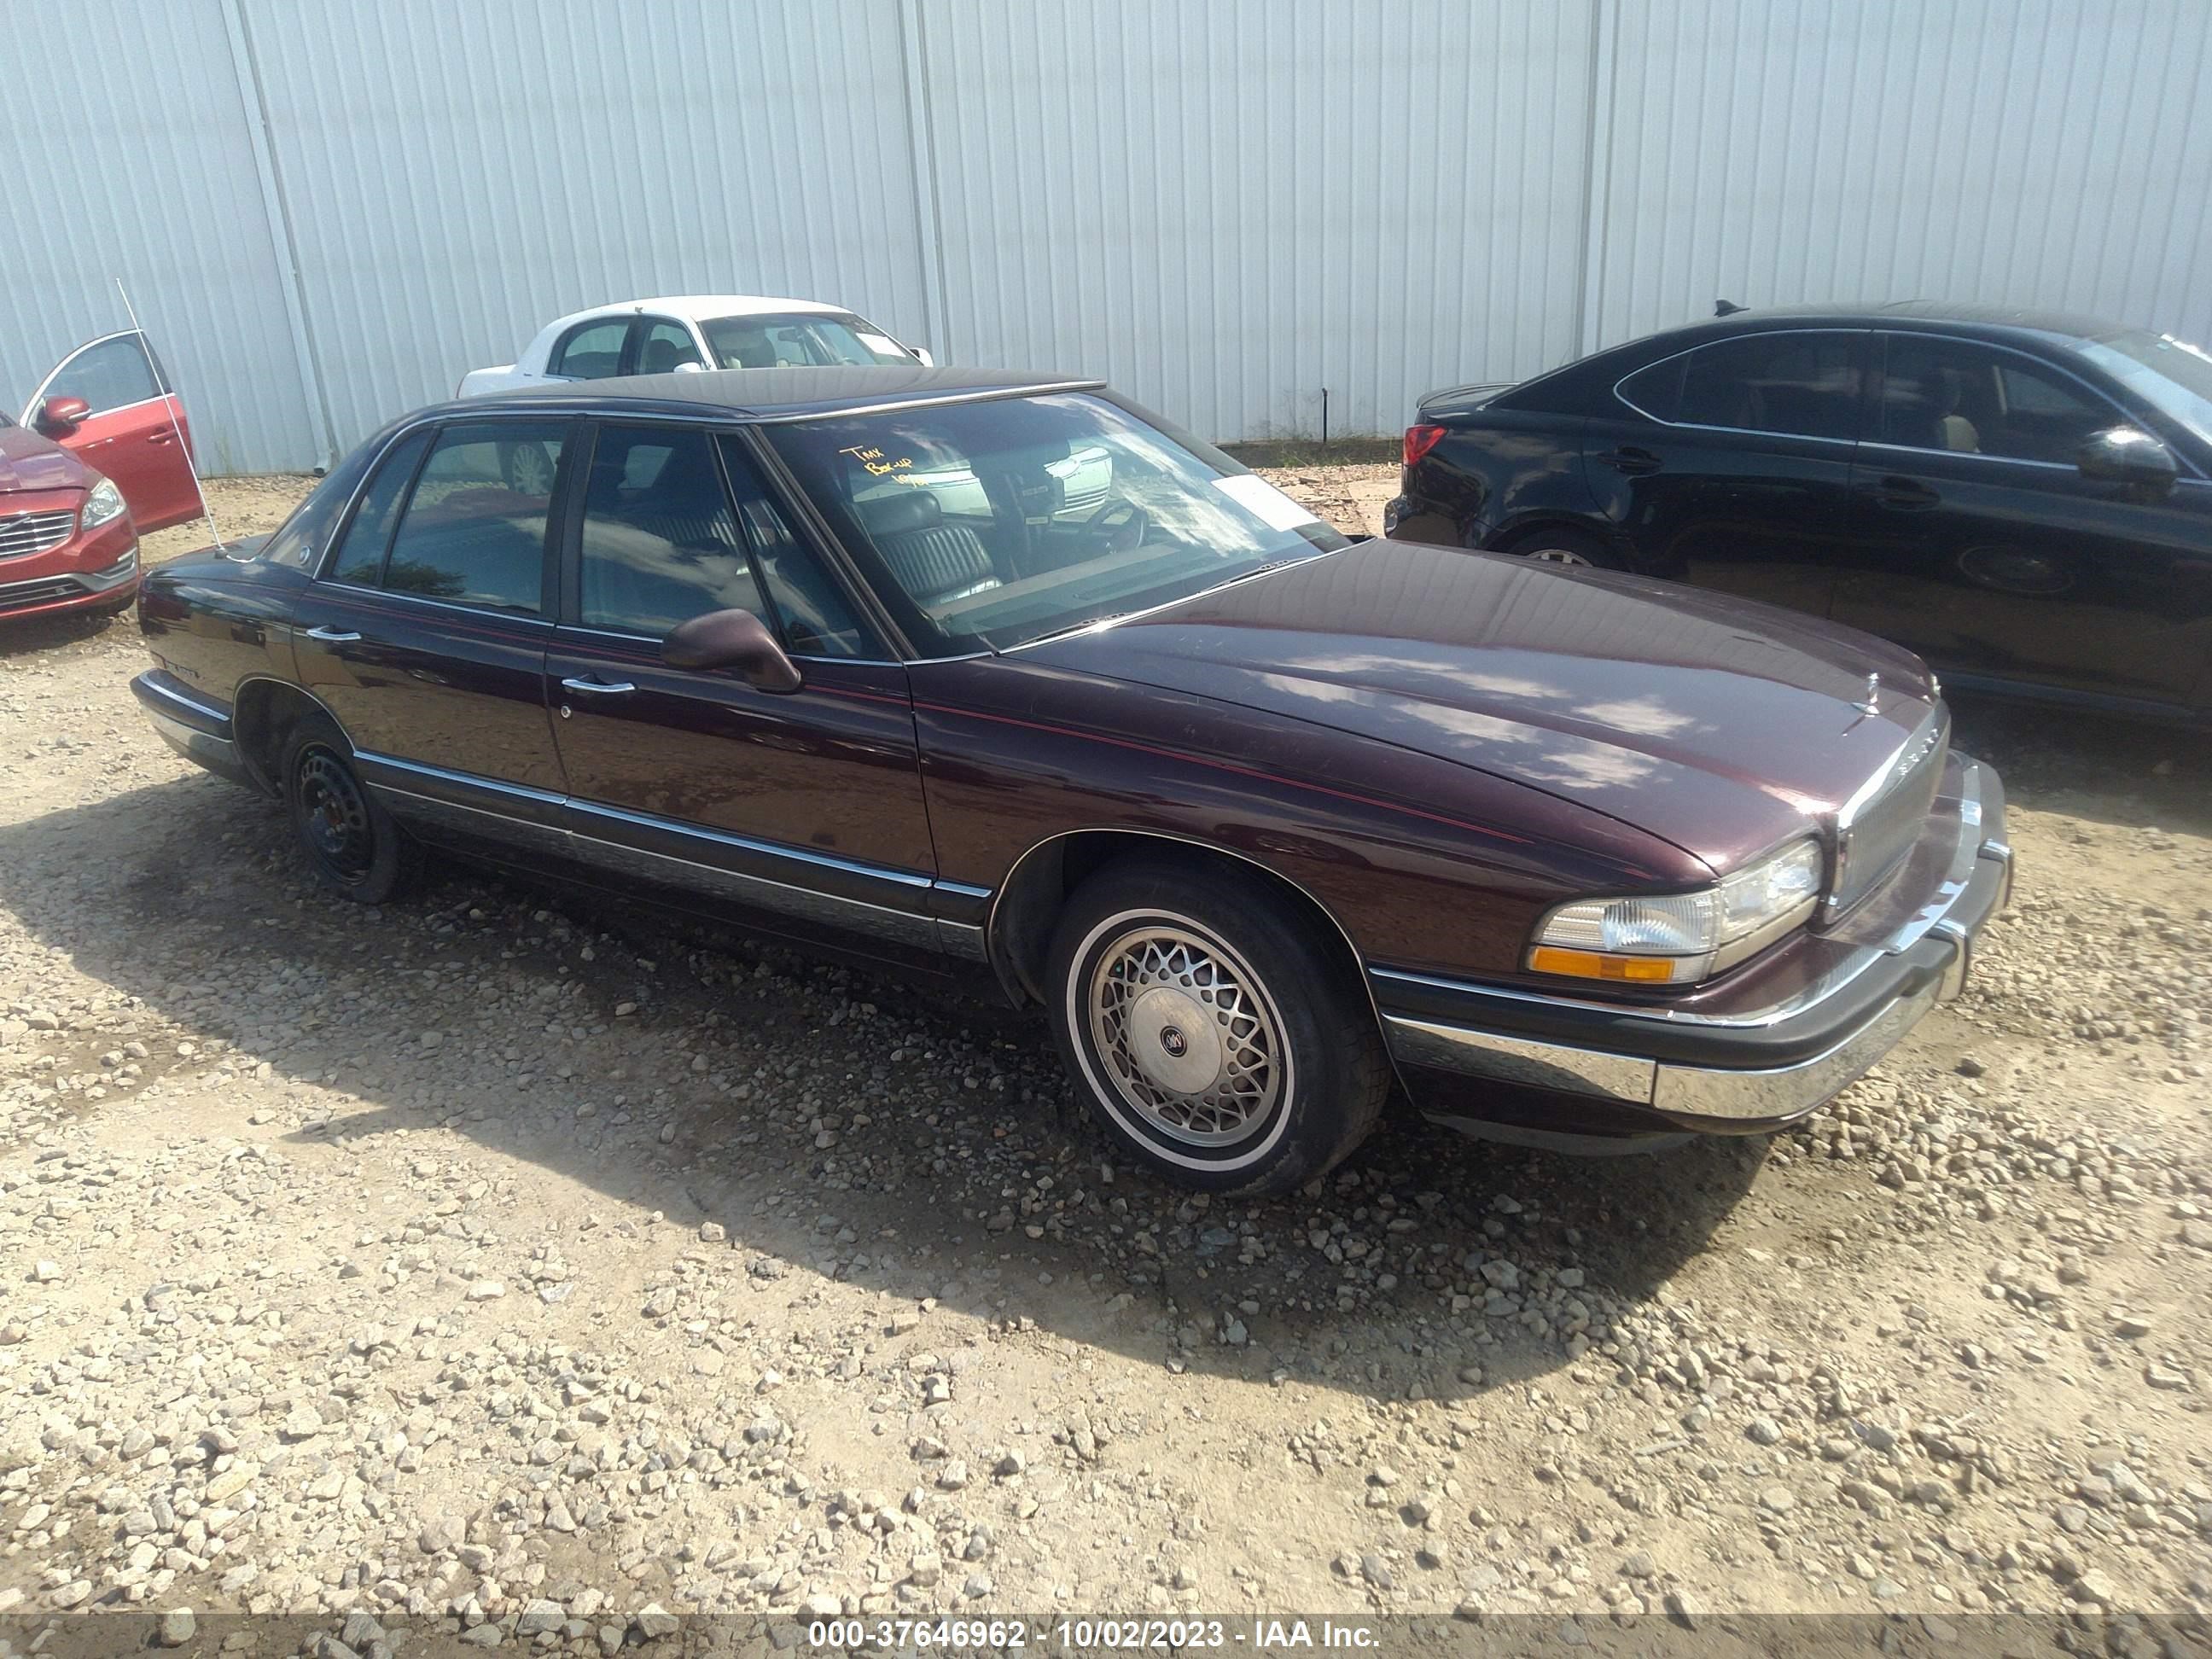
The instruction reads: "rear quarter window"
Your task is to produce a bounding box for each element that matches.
[1615,356,1685,422]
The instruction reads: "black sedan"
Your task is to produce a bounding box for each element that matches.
[1387,302,2212,723]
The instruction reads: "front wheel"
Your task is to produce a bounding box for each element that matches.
[1046,858,1392,1196]
[282,716,420,904]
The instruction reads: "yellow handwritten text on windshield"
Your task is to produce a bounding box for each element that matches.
[838,444,916,479]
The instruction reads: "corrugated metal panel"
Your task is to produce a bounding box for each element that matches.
[10,0,2212,466]
[917,0,1596,440]
[239,0,934,452]
[1588,0,2212,353]
[0,0,316,474]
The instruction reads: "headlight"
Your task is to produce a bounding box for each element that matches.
[79,477,127,531]
[1528,838,1824,984]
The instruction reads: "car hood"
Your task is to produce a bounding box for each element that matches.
[0,423,89,494]
[1024,540,1939,875]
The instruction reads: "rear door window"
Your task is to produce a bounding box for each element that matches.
[380,421,568,613]
[1676,333,1863,439]
[549,319,632,380]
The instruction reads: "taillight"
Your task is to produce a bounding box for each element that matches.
[1403,423,1447,468]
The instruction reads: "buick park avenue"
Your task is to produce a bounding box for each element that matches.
[131,366,2011,1194]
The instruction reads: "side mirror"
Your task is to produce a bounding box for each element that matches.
[34,395,91,437]
[672,359,706,375]
[662,607,803,692]
[2078,426,2177,490]
[911,346,935,368]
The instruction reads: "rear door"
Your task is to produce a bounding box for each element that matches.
[21,331,201,531]
[544,420,942,963]
[1581,328,1870,614]
[1837,333,2212,708]
[292,416,575,852]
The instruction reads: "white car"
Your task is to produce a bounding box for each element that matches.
[456,294,933,398]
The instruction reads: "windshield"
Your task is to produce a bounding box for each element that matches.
[702,312,914,370]
[765,392,1349,653]
[2069,329,2212,446]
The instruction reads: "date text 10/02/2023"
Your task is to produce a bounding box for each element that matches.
[805,1618,1382,1650]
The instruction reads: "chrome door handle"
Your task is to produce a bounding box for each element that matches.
[560,677,636,695]
[304,625,362,642]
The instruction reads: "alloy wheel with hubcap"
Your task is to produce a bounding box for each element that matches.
[1086,919,1288,1150]
[1046,857,1391,1195]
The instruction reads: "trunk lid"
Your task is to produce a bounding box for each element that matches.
[1417,381,1512,421]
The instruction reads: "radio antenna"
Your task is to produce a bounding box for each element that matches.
[114,277,226,555]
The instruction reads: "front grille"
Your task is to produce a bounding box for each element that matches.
[1831,707,1950,916]
[0,574,90,613]
[0,509,77,561]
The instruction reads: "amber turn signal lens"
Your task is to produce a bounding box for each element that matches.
[1526,946,1681,983]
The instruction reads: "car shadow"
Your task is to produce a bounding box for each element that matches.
[1947,694,2210,838]
[3,771,1768,1407]
[0,608,129,661]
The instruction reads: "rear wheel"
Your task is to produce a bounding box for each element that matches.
[282,716,419,904]
[1045,857,1391,1196]
[1499,526,1627,570]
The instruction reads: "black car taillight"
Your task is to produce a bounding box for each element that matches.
[1403,423,1447,468]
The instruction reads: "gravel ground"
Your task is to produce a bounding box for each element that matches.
[0,474,2206,1650]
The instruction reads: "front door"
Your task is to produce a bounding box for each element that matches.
[292,416,573,847]
[1835,333,2212,710]
[544,420,940,962]
[23,331,201,531]
[1584,328,1870,615]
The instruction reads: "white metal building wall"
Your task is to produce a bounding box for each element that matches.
[1585,0,2212,353]
[2,0,2207,472]
[0,0,316,474]
[917,0,1595,442]
[240,0,935,455]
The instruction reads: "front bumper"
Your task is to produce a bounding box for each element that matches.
[1376,754,2011,1146]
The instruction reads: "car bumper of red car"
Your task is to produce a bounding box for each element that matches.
[0,509,142,620]
[1371,755,2012,1152]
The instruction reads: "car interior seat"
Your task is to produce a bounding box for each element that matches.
[855,488,1000,607]
[638,335,700,375]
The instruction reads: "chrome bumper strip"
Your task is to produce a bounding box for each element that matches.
[1381,793,2012,1128]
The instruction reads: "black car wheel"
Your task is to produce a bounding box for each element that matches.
[282,716,419,904]
[1046,857,1390,1196]
[1500,527,1627,570]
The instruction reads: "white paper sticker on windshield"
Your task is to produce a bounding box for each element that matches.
[855,332,904,356]
[1212,473,1325,533]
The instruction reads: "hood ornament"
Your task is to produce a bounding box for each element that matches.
[1853,672,1881,716]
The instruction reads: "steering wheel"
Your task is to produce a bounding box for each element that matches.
[1085,498,1149,555]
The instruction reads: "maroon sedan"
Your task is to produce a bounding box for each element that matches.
[131,368,2011,1194]
[3,329,203,624]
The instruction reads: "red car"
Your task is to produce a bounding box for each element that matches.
[2,329,202,624]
